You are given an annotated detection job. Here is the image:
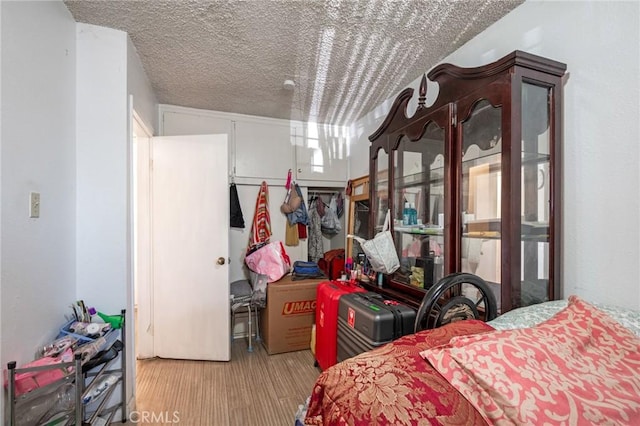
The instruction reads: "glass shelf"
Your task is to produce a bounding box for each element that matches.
[464,219,548,240]
[394,169,444,189]
[463,149,550,168]
[462,149,500,166]
[521,151,550,165]
[394,225,443,236]
[464,232,549,241]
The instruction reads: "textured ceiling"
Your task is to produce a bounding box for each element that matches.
[64,0,523,125]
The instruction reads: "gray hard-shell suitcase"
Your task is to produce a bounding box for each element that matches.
[337,292,415,362]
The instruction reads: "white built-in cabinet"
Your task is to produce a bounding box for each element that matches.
[234,119,295,181]
[294,122,349,182]
[159,105,348,185]
[160,109,236,181]
[161,110,233,136]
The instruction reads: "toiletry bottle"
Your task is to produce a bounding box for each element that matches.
[345,257,353,276]
[403,202,410,225]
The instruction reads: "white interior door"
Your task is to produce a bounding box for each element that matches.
[133,115,154,360]
[152,134,230,361]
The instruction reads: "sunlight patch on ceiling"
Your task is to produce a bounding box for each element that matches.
[309,27,336,120]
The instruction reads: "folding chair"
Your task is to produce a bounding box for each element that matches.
[230,272,267,352]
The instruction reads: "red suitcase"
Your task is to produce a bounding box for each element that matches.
[315,280,365,370]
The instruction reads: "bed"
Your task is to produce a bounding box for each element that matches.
[304,296,640,425]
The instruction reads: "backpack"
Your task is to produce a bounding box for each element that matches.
[317,249,345,280]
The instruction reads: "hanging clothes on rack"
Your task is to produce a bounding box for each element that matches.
[308,198,324,263]
[229,182,245,228]
[297,222,307,239]
[335,191,344,218]
[315,195,326,217]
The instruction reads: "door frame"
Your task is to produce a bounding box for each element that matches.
[132,109,155,360]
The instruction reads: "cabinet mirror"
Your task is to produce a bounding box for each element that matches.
[372,147,389,231]
[460,98,503,306]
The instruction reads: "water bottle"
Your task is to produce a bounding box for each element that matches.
[410,203,417,225]
[403,202,410,225]
[15,383,75,426]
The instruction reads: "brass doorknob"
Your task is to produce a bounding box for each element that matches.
[216,257,226,265]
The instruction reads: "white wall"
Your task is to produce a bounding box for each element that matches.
[127,38,158,134]
[1,0,77,397]
[350,0,640,309]
[76,21,159,412]
[76,22,136,412]
[76,22,129,324]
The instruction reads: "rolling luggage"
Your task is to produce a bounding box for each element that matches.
[337,292,415,362]
[315,280,365,370]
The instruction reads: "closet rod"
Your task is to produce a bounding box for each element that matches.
[309,188,343,195]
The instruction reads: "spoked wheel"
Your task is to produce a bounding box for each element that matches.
[414,272,498,332]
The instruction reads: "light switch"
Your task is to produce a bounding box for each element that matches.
[29,192,40,218]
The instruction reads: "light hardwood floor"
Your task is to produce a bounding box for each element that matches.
[135,338,320,425]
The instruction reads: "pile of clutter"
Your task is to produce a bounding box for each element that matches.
[6,300,124,426]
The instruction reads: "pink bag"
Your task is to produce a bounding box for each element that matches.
[5,347,74,396]
[245,241,291,282]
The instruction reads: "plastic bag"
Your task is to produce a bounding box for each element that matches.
[348,210,400,274]
[249,271,268,308]
[321,195,341,234]
[244,241,291,282]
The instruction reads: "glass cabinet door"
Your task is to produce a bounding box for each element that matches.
[392,122,445,289]
[459,86,554,311]
[520,82,552,307]
[373,147,389,232]
[460,99,503,308]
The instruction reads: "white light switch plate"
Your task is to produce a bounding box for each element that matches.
[29,192,40,218]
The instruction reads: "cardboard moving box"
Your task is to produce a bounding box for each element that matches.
[261,275,324,355]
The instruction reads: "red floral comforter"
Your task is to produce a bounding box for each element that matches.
[305,320,493,425]
[422,296,640,425]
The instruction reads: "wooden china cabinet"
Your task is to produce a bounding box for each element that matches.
[364,51,566,314]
